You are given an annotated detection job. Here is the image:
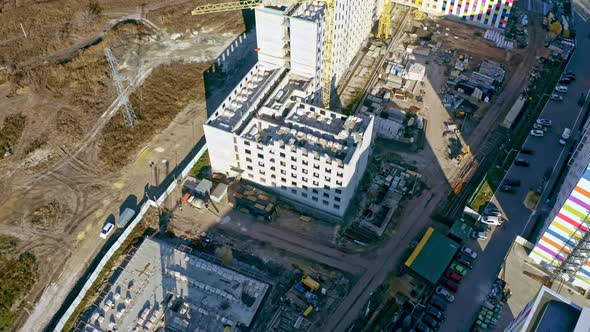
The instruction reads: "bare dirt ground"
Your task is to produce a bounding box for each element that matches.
[0,1,247,330]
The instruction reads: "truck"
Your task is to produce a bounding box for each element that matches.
[301,276,320,292]
[117,208,135,228]
[559,128,571,145]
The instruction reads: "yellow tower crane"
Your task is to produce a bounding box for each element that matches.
[192,0,335,109]
[377,0,392,39]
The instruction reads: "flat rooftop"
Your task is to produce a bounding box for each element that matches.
[82,238,269,331]
[405,227,460,284]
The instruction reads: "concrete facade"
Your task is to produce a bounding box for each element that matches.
[393,0,513,30]
[204,63,374,217]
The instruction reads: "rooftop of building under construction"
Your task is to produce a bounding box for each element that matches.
[82,238,269,332]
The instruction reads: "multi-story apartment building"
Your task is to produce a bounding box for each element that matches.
[204,63,374,217]
[529,122,590,290]
[394,0,513,29]
[255,1,382,94]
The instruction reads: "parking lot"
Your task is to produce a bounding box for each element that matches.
[439,13,590,332]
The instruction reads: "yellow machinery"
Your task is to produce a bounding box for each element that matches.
[412,9,427,20]
[377,0,392,39]
[192,0,335,109]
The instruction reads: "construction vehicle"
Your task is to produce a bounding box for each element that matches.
[412,9,427,20]
[302,275,320,291]
[192,0,393,108]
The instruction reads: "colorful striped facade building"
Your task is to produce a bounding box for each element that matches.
[394,0,513,29]
[529,127,590,289]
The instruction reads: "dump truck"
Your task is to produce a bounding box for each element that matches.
[302,276,320,292]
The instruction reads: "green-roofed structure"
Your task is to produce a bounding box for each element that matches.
[405,227,460,284]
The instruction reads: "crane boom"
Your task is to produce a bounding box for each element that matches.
[377,0,392,39]
[192,0,335,109]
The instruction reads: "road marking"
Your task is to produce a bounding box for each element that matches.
[576,9,588,22]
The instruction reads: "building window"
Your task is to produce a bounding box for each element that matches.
[312,196,319,202]
[281,185,287,190]
[280,152,286,158]
[314,164,320,170]
[259,170,266,175]
[335,189,342,194]
[247,173,253,178]
[291,189,297,194]
[271,181,276,186]
[314,155,320,161]
[280,161,286,166]
[244,141,250,146]
[313,172,319,178]
[325,176,331,182]
[325,168,331,174]
[271,174,276,179]
[334,204,340,209]
[324,185,330,190]
[281,177,287,183]
[336,180,343,186]
[247,166,253,170]
[337,172,344,177]
[258,153,264,159]
[323,200,329,206]
[312,189,319,194]
[313,181,319,186]
[303,169,308,174]
[335,196,341,202]
[302,185,308,190]
[245,149,251,155]
[303,160,309,165]
[257,144,263,150]
[246,157,252,163]
[291,156,297,162]
[302,193,308,198]
[258,162,264,167]
[281,170,287,175]
[291,165,297,170]
[270,158,276,163]
[302,177,308,182]
[291,173,297,179]
[271,166,276,171]
[260,177,266,182]
[323,193,329,198]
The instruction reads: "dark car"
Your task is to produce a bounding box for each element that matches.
[444,270,462,283]
[503,178,521,186]
[520,148,534,155]
[455,256,473,269]
[426,306,446,322]
[422,314,441,330]
[559,77,572,84]
[440,277,459,292]
[429,296,448,311]
[414,321,433,332]
[500,185,515,193]
[514,158,529,167]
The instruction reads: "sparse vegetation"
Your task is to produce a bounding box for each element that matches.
[0,236,38,331]
[99,62,207,170]
[190,151,211,178]
[30,201,65,227]
[0,113,26,159]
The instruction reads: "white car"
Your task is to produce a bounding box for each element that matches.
[550,94,563,101]
[435,286,455,302]
[471,231,488,241]
[461,246,478,259]
[530,130,544,137]
[555,85,568,93]
[100,223,114,239]
[537,118,552,126]
[481,215,503,225]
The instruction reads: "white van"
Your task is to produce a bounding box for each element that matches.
[481,215,502,225]
[560,128,571,145]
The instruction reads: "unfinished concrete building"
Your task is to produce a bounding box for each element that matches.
[204,2,383,217]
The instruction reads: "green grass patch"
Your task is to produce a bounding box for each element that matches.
[0,113,26,159]
[190,150,210,178]
[470,181,494,213]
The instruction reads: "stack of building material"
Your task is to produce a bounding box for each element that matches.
[405,63,426,82]
[483,30,514,49]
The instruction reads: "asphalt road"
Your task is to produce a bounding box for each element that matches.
[439,13,590,332]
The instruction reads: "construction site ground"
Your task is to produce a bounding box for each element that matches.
[0,1,250,330]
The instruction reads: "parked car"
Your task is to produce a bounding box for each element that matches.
[414,322,433,332]
[471,230,488,241]
[444,270,463,282]
[503,178,521,186]
[532,123,545,131]
[555,85,568,93]
[559,77,572,84]
[425,306,446,322]
[461,246,478,259]
[100,222,114,239]
[564,71,576,79]
[500,185,515,193]
[530,129,544,137]
[514,158,530,167]
[422,314,441,330]
[429,296,448,311]
[435,286,455,302]
[481,215,502,225]
[450,262,468,276]
[455,255,473,269]
[483,209,502,218]
[520,148,534,155]
[537,118,552,126]
[550,94,563,101]
[440,277,460,292]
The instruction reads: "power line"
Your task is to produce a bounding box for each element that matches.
[104,47,138,127]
